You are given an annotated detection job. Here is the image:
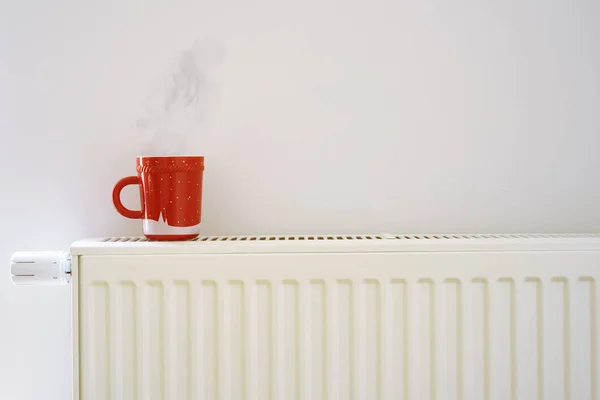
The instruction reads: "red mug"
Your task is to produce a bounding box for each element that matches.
[112,156,205,240]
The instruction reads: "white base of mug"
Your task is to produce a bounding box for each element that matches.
[143,219,201,235]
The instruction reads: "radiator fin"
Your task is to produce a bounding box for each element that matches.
[545,278,568,400]
[201,281,218,399]
[143,281,164,400]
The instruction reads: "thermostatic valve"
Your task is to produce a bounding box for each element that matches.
[10,251,71,286]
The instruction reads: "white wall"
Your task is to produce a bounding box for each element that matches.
[1,0,599,398]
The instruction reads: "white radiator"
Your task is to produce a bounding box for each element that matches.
[38,234,600,399]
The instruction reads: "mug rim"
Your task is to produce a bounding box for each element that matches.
[137,155,204,158]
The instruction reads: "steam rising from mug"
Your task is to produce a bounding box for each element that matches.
[136,40,223,155]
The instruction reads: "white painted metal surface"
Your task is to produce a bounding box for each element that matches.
[72,234,600,400]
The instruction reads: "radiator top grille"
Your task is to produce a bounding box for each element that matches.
[68,233,600,255]
[100,233,600,243]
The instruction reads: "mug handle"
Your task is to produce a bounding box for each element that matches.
[112,176,144,219]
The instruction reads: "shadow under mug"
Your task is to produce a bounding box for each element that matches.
[112,156,205,241]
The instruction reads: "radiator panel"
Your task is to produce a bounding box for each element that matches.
[78,251,600,400]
